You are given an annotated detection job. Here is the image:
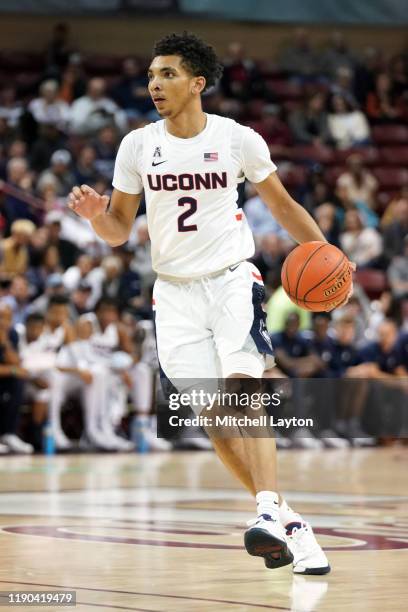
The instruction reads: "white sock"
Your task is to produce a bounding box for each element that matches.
[256,491,280,518]
[279,499,303,526]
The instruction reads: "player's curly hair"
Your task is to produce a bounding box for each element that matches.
[153,32,223,91]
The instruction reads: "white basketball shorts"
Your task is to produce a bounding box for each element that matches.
[152,261,274,384]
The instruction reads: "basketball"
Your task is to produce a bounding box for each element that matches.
[281,241,352,312]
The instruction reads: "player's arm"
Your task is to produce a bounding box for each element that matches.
[254,172,326,244]
[117,323,134,355]
[68,186,141,247]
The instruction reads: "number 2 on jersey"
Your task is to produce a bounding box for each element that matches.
[177,197,198,232]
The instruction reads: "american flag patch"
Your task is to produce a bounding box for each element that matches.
[204,152,218,162]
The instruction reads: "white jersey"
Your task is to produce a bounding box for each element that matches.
[112,113,276,279]
[82,313,119,364]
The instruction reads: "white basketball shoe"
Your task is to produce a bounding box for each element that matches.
[244,514,294,569]
[285,521,330,575]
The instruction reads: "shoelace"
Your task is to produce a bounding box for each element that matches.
[288,525,317,554]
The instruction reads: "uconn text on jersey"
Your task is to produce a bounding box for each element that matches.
[147,172,227,191]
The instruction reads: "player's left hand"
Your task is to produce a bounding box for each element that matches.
[325,261,356,312]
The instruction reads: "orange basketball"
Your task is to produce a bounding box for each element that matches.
[281,241,352,312]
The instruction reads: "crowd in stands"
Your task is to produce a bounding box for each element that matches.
[0,23,407,454]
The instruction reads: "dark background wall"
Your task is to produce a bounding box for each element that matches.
[0,14,406,58]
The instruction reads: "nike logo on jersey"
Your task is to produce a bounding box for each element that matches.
[229,263,241,272]
[152,160,168,167]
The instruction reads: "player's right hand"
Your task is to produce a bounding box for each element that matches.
[68,185,110,220]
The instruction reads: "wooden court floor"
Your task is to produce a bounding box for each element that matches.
[0,448,407,611]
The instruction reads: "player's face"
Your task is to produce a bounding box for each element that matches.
[97,305,119,328]
[47,304,68,327]
[148,56,201,118]
[26,320,44,342]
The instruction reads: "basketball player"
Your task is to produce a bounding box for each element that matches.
[68,32,354,574]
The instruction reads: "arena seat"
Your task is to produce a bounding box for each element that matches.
[372,125,408,145]
[288,145,334,165]
[268,144,290,161]
[355,269,388,299]
[83,54,124,75]
[372,167,408,189]
[380,147,408,166]
[277,164,307,187]
[266,79,303,101]
[326,166,345,185]
[332,147,380,166]
[0,51,45,71]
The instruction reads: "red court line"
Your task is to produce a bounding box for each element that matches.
[0,581,291,610]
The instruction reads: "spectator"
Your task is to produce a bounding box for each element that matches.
[328,94,371,149]
[340,209,383,268]
[251,234,286,285]
[46,22,72,74]
[18,313,50,450]
[1,274,31,325]
[95,255,124,304]
[383,197,408,260]
[58,53,87,103]
[69,77,128,135]
[92,126,119,181]
[37,149,75,197]
[289,92,332,146]
[354,46,383,106]
[380,186,408,227]
[0,220,36,278]
[388,236,408,298]
[314,203,340,246]
[330,66,359,109]
[73,145,99,185]
[332,315,361,375]
[28,80,70,133]
[28,244,62,297]
[302,180,334,215]
[271,312,323,377]
[271,312,325,448]
[320,31,357,78]
[28,273,67,316]
[111,57,156,118]
[278,28,320,80]
[4,157,36,228]
[244,192,290,239]
[132,216,155,290]
[71,282,92,319]
[114,244,144,313]
[354,319,407,377]
[0,302,33,454]
[335,183,379,229]
[44,211,80,270]
[303,314,354,447]
[330,315,376,445]
[389,54,408,99]
[221,42,261,100]
[32,295,75,450]
[29,124,67,173]
[336,154,378,209]
[63,254,94,292]
[0,86,23,131]
[366,72,404,123]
